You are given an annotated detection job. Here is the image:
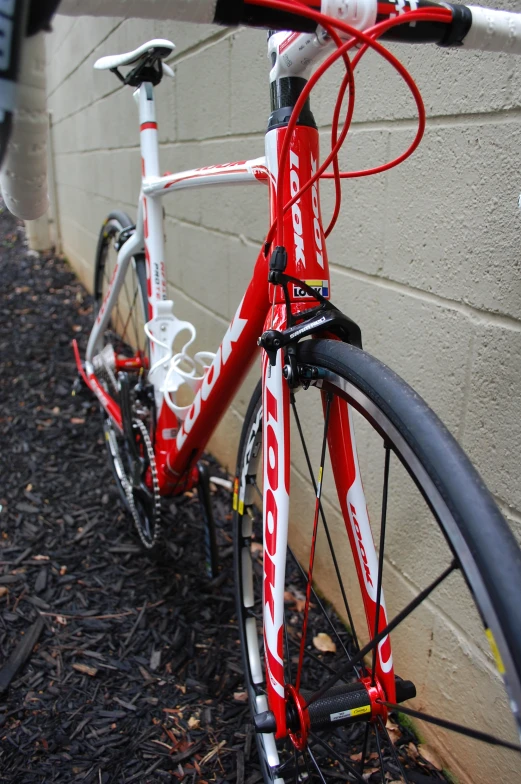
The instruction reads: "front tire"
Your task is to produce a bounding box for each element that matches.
[234,339,521,783]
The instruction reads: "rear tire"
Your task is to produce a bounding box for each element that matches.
[92,212,161,554]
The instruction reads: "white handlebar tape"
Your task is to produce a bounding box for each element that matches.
[463,6,521,54]
[0,33,49,220]
[59,0,218,24]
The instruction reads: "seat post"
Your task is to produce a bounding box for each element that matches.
[138,82,160,179]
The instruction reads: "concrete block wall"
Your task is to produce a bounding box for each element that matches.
[45,8,521,781]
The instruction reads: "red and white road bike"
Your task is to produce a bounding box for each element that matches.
[75,0,521,780]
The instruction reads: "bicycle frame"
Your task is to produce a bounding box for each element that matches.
[81,28,395,748]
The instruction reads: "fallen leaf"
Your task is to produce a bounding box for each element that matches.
[0,586,8,598]
[72,663,98,677]
[188,715,200,729]
[350,751,378,762]
[284,589,306,612]
[385,718,402,744]
[313,632,337,653]
[418,744,444,770]
[70,417,85,425]
[55,615,67,626]
[407,742,419,761]
[33,555,49,561]
[233,691,249,702]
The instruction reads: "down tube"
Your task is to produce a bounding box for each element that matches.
[161,247,271,492]
[327,396,397,704]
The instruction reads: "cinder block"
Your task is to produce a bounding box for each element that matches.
[47,17,122,98]
[175,222,232,318]
[463,323,521,513]
[328,269,474,433]
[318,126,389,276]
[230,29,271,135]
[384,121,521,318]
[195,138,268,243]
[176,37,232,140]
[312,40,518,128]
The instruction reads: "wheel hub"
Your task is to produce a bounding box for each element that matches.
[255,675,416,746]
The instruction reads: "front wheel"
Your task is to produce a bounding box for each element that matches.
[234,339,521,784]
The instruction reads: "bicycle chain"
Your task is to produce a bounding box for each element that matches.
[132,418,161,549]
[109,417,161,550]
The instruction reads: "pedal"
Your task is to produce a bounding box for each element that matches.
[197,462,219,579]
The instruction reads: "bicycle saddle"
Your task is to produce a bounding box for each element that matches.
[94,39,175,71]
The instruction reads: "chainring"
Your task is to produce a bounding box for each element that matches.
[103,411,161,550]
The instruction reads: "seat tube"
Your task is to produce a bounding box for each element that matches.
[138,82,166,320]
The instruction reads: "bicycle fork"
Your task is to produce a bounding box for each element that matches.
[258,309,401,747]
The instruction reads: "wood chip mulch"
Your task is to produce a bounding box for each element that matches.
[0,203,449,783]
[0,205,256,783]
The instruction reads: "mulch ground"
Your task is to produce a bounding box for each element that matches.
[0,203,448,783]
[0,204,254,783]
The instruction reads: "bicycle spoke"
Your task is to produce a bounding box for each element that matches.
[127,270,142,351]
[309,732,366,784]
[307,559,458,705]
[291,392,363,657]
[371,443,390,684]
[359,723,370,776]
[295,393,332,692]
[284,607,293,683]
[120,285,139,347]
[286,633,339,676]
[376,715,410,784]
[302,748,315,781]
[252,479,263,502]
[306,743,328,784]
[288,545,359,675]
[373,722,386,784]
[378,702,521,753]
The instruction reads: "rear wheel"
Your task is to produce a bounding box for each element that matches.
[92,212,160,552]
[234,339,521,783]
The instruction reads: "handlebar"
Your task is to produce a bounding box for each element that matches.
[2,0,521,221]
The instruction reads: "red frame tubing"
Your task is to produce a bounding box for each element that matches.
[156,246,271,494]
[326,397,397,703]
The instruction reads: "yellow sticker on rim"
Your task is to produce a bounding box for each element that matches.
[232,477,239,512]
[486,628,506,675]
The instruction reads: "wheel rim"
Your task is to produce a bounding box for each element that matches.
[95,220,149,360]
[235,366,521,783]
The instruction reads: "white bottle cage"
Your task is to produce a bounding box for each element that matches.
[144,300,215,420]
